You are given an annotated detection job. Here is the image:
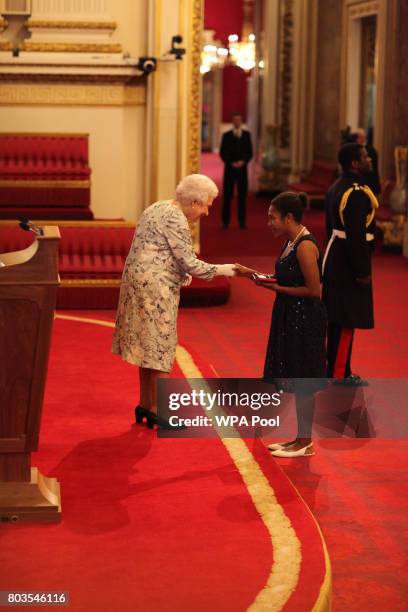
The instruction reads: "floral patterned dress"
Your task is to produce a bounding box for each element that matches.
[112,201,217,372]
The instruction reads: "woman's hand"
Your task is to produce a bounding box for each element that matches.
[255,280,280,291]
[181,273,192,286]
[214,264,236,277]
[234,263,259,278]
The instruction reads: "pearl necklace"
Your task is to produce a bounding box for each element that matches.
[280,226,307,259]
[287,225,306,246]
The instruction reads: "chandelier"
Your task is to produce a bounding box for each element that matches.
[200,43,229,75]
[228,32,256,72]
[201,1,258,74]
[200,33,257,74]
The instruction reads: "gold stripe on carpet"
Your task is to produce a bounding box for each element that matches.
[55,313,115,328]
[175,345,302,611]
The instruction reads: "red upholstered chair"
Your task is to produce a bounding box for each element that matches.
[288,161,338,208]
[375,179,395,222]
[0,221,230,308]
[0,133,93,220]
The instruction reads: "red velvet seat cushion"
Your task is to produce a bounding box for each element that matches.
[0,135,91,179]
[287,181,327,195]
[0,224,230,308]
[288,161,338,195]
[0,135,92,219]
[0,225,133,273]
[59,253,126,278]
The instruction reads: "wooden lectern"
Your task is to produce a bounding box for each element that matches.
[0,226,61,523]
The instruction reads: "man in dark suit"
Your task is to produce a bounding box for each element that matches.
[322,143,379,381]
[220,113,253,229]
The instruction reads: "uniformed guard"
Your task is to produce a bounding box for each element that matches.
[322,143,379,380]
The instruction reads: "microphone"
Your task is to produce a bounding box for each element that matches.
[18,217,44,236]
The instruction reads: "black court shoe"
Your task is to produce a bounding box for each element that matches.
[145,411,187,430]
[135,406,150,424]
[333,374,369,387]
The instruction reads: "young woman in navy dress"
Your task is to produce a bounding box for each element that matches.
[236,192,327,456]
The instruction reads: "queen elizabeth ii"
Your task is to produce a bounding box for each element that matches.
[112,173,236,427]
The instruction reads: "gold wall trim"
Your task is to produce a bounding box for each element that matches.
[0,180,90,189]
[0,41,12,51]
[26,20,117,30]
[187,0,203,175]
[347,0,379,18]
[187,0,203,252]
[20,42,122,53]
[0,83,146,106]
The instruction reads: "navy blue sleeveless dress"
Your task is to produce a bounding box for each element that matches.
[263,234,327,382]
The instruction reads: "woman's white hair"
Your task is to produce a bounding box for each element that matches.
[175,174,219,206]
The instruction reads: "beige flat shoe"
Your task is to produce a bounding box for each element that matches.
[267,440,296,451]
[270,443,315,457]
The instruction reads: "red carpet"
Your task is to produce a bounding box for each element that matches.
[200,152,327,256]
[194,152,408,377]
[194,151,408,610]
[0,316,329,612]
[278,439,408,612]
[1,153,406,610]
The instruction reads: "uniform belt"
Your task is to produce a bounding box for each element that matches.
[331,229,374,241]
[322,229,374,275]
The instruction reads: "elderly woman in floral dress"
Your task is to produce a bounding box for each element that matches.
[112,174,236,428]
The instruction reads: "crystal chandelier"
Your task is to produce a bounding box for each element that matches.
[228,32,256,72]
[200,43,229,75]
[201,0,258,75]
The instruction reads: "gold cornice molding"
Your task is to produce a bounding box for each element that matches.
[348,1,379,18]
[26,20,117,30]
[20,42,122,53]
[0,83,146,106]
[0,74,145,86]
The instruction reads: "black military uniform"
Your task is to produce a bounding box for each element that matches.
[220,129,253,228]
[322,172,378,378]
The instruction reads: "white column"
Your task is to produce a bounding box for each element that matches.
[261,0,280,135]
[145,0,181,205]
[257,0,282,191]
[145,0,203,249]
[211,67,222,153]
[289,0,317,182]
